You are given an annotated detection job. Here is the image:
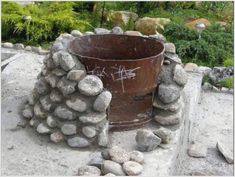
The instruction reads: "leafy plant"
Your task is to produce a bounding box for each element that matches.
[216,77,234,89]
[223,59,234,67]
[164,23,233,67]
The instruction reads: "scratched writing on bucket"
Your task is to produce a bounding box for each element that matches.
[87,65,141,92]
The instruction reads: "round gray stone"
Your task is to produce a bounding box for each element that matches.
[111,26,124,34]
[3,42,13,48]
[34,78,50,95]
[78,165,101,176]
[45,74,59,88]
[93,91,112,112]
[158,84,181,104]
[79,112,106,124]
[36,123,51,134]
[59,51,76,71]
[123,161,143,176]
[130,151,144,164]
[61,124,77,135]
[82,126,97,138]
[153,127,172,144]
[50,131,64,143]
[78,75,103,96]
[22,106,34,119]
[94,28,111,34]
[50,90,63,103]
[173,64,188,86]
[109,146,130,164]
[39,95,54,112]
[164,43,175,53]
[57,77,77,95]
[46,115,57,128]
[34,103,47,119]
[66,97,87,112]
[54,106,76,120]
[71,30,83,37]
[52,68,66,76]
[67,136,90,148]
[102,160,125,176]
[135,129,162,152]
[67,70,86,81]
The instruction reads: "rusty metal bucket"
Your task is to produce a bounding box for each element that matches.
[69,34,164,131]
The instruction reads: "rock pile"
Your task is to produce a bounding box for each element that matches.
[78,146,145,176]
[135,128,172,152]
[152,42,188,126]
[22,33,112,148]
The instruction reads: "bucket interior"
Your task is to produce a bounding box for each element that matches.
[69,34,164,60]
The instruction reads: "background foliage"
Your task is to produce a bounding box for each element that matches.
[2,1,234,67]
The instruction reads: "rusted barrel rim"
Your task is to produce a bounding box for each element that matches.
[69,34,165,62]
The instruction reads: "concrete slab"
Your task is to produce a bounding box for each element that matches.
[1,50,209,176]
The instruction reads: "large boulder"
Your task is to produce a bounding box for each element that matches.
[135,17,171,35]
[107,11,138,27]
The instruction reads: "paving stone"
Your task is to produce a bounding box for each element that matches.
[135,129,161,152]
[78,165,101,176]
[123,161,143,176]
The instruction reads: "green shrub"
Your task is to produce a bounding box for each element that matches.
[163,23,234,67]
[223,59,234,67]
[2,2,93,45]
[216,77,234,89]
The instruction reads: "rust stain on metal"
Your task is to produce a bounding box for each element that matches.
[69,34,164,131]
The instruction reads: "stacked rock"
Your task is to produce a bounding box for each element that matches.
[152,43,188,126]
[78,146,145,176]
[22,33,112,148]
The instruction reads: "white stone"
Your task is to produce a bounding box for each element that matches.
[173,64,188,86]
[102,160,125,176]
[188,143,207,158]
[36,123,51,134]
[217,141,234,164]
[82,126,97,138]
[130,151,144,164]
[78,75,103,96]
[78,165,101,176]
[123,161,143,176]
[79,112,106,124]
[109,146,130,164]
[93,91,112,112]
[66,97,87,112]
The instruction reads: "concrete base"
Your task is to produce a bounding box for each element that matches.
[1,48,217,176]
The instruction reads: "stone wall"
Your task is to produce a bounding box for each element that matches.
[22,33,111,148]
